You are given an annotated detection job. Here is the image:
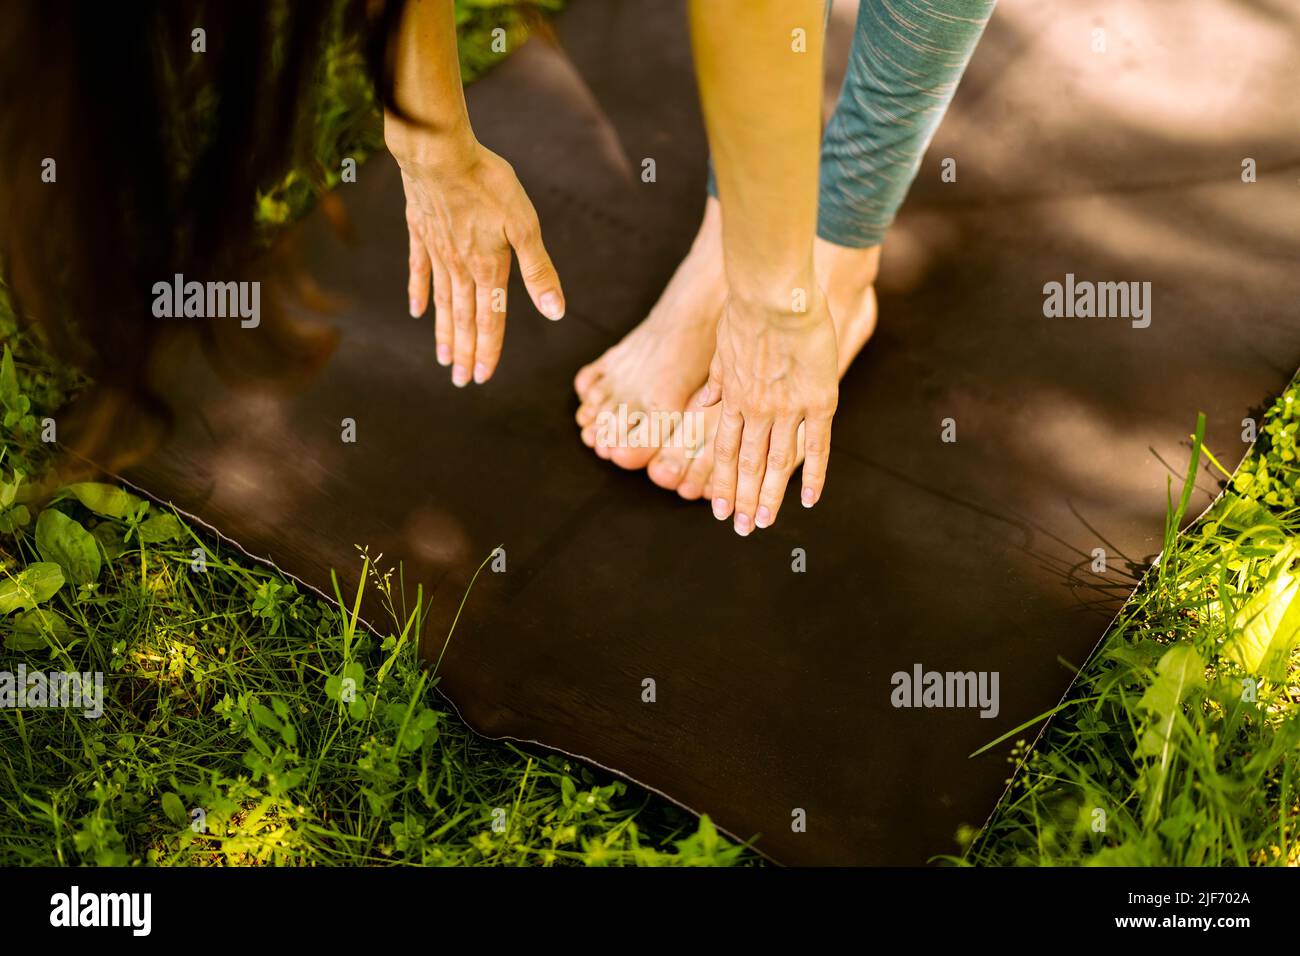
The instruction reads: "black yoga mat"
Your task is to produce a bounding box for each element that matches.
[117,0,1300,863]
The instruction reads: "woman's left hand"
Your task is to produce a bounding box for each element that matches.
[700,283,839,534]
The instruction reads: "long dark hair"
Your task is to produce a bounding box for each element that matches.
[0,0,407,470]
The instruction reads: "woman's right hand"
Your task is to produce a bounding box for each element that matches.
[389,131,565,386]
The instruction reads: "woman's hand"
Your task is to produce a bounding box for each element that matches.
[390,131,565,386]
[701,284,839,534]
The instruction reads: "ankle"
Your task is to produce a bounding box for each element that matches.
[815,239,881,291]
[690,197,724,258]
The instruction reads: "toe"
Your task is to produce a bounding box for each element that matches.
[677,444,714,501]
[608,404,665,471]
[610,445,657,471]
[610,409,653,465]
[648,446,687,490]
[574,362,603,398]
[582,381,611,411]
[577,383,617,438]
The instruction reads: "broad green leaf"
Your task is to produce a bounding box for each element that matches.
[90,522,124,561]
[1222,540,1300,680]
[0,504,29,534]
[64,482,143,520]
[3,607,72,650]
[35,508,101,585]
[1136,643,1205,827]
[161,792,189,827]
[137,513,184,544]
[2,622,46,651]
[0,562,65,615]
[1215,494,1282,536]
[324,661,369,720]
[1137,643,1205,757]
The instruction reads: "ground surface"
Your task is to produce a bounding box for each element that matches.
[110,0,1300,863]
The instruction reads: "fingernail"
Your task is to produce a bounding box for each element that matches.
[755,506,772,528]
[734,513,753,536]
[473,362,490,384]
[801,487,816,508]
[540,292,564,320]
[452,364,470,387]
[712,497,729,520]
[436,344,451,366]
[410,298,421,317]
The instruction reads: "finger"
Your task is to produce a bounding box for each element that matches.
[472,251,510,384]
[732,419,772,537]
[431,254,453,367]
[408,224,431,319]
[449,263,477,388]
[801,414,834,508]
[505,207,565,320]
[699,352,724,407]
[710,405,744,522]
[756,419,800,529]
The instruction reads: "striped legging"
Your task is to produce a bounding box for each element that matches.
[709,0,996,248]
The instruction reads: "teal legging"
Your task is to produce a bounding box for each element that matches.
[707,0,996,249]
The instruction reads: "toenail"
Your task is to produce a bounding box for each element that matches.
[678,482,698,498]
[436,344,451,366]
[712,497,729,520]
[734,513,753,536]
[452,365,470,387]
[801,487,817,508]
[410,297,421,317]
[473,362,490,384]
[755,506,772,528]
[661,459,682,477]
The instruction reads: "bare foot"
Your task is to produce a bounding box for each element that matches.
[573,197,726,468]
[646,240,881,515]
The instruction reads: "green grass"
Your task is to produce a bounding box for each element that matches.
[0,0,753,868]
[958,399,1300,866]
[0,321,753,866]
[3,0,1298,868]
[5,348,1294,870]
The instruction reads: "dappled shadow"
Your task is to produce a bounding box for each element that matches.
[120,0,1300,864]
